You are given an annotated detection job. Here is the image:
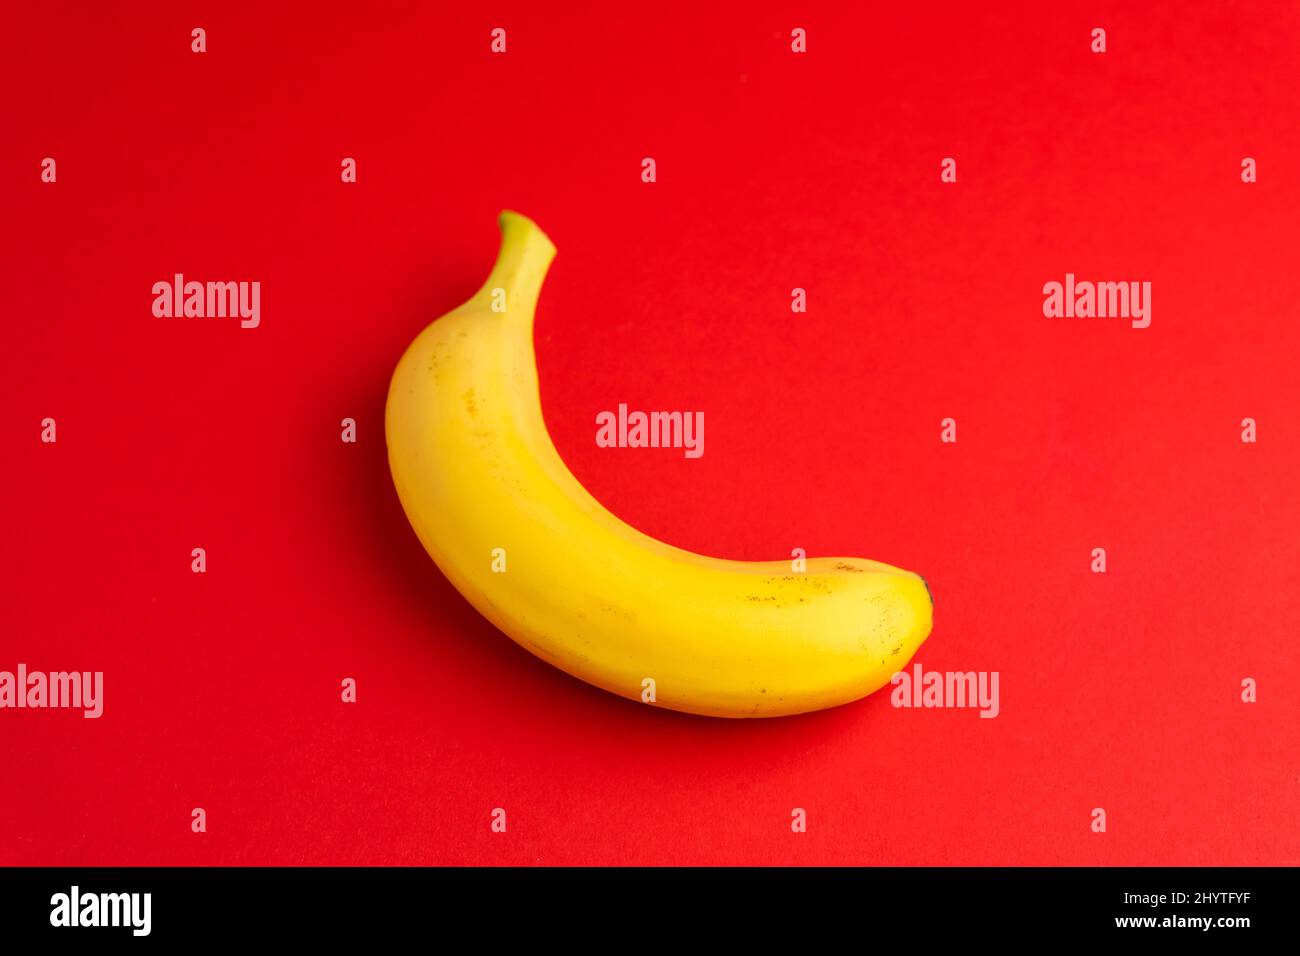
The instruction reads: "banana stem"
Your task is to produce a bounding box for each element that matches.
[474,211,557,321]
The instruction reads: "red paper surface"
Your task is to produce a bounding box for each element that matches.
[2,2,1297,866]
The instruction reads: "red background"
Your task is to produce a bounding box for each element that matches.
[2,2,1297,866]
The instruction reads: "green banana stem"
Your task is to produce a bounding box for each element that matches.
[472,210,557,324]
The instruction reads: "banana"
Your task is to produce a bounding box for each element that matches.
[385,211,933,717]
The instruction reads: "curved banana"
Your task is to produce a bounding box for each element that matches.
[385,212,933,717]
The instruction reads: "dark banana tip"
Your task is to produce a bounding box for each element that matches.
[921,575,934,608]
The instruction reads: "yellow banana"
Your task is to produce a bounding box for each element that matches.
[385,211,933,717]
